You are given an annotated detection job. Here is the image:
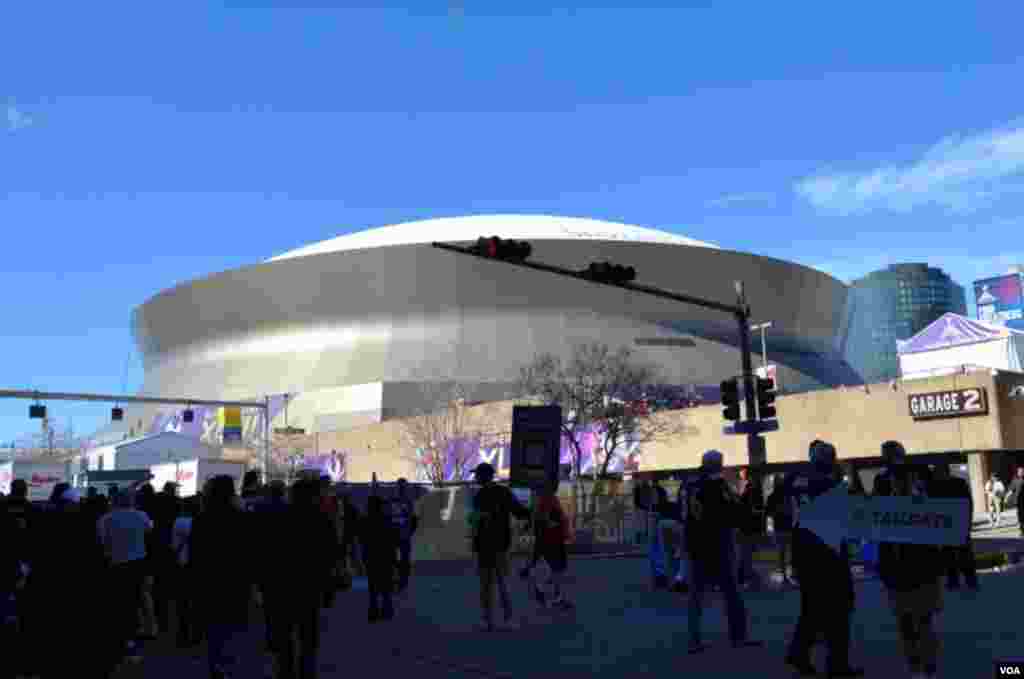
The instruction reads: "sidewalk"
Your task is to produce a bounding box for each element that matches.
[116,554,1024,679]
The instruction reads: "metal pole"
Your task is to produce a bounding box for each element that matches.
[264,395,271,483]
[760,327,768,368]
[0,388,264,410]
[736,287,765,472]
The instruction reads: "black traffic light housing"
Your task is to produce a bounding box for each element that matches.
[582,261,637,284]
[29,404,46,419]
[182,408,194,424]
[756,377,777,420]
[720,378,740,421]
[472,236,532,262]
[111,407,124,422]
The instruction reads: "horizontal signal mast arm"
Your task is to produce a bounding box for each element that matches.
[0,389,267,410]
[430,241,744,317]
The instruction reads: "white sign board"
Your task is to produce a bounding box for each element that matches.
[847,494,971,546]
[799,485,970,551]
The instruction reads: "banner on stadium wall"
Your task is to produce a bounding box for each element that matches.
[220,406,243,443]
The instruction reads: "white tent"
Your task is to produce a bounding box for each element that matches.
[897,313,1024,380]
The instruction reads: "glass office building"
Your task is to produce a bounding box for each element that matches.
[843,263,967,383]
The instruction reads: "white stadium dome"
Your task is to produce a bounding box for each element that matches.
[267,215,720,263]
[127,214,861,438]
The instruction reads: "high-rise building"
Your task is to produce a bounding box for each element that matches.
[973,266,1024,330]
[844,263,967,383]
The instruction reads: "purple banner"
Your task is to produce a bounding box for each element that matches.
[413,423,642,483]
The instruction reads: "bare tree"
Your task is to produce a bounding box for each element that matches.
[518,342,691,523]
[399,383,482,486]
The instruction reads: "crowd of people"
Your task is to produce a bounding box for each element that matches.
[626,440,989,679]
[0,470,420,679]
[0,442,1004,679]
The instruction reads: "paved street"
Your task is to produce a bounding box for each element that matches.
[115,552,1023,679]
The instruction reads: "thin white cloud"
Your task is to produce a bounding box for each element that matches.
[705,191,775,209]
[6,105,33,132]
[796,120,1024,215]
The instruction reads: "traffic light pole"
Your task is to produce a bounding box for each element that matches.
[432,240,765,468]
[735,289,766,471]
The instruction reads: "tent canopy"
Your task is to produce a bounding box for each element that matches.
[897,313,1024,355]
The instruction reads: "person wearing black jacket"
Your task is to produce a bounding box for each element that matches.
[189,475,256,679]
[685,450,762,654]
[735,467,764,590]
[361,494,400,623]
[471,463,531,631]
[783,441,863,678]
[252,481,290,674]
[874,441,944,679]
[274,479,338,678]
[150,483,181,638]
[930,463,978,591]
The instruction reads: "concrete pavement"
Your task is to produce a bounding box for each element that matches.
[115,553,1023,679]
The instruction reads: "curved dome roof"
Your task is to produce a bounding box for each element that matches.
[268,214,719,263]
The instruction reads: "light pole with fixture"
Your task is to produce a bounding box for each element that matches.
[750,321,774,368]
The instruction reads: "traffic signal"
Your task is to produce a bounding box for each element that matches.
[756,377,777,420]
[471,236,532,262]
[111,407,124,422]
[720,378,740,421]
[582,261,637,284]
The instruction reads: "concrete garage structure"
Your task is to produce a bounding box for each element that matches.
[124,215,861,441]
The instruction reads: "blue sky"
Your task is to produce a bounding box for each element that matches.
[2,3,1024,445]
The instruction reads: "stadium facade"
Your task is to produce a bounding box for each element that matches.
[120,215,862,444]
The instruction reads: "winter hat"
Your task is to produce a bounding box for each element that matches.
[701,450,724,472]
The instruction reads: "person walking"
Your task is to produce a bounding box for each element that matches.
[783,441,863,678]
[766,473,795,585]
[189,475,257,679]
[985,474,1006,527]
[150,482,181,638]
[632,479,653,543]
[340,490,364,579]
[470,463,531,631]
[529,479,574,610]
[391,478,419,594]
[654,483,684,593]
[268,478,338,678]
[735,467,764,591]
[647,480,671,589]
[318,475,342,608]
[97,488,153,665]
[685,450,762,654]
[875,442,944,679]
[670,478,690,593]
[1007,467,1024,532]
[929,464,979,591]
[171,495,200,648]
[361,494,400,623]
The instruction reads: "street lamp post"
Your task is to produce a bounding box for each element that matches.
[750,321,773,368]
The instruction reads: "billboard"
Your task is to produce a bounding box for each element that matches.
[974,273,1024,330]
[220,406,242,443]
